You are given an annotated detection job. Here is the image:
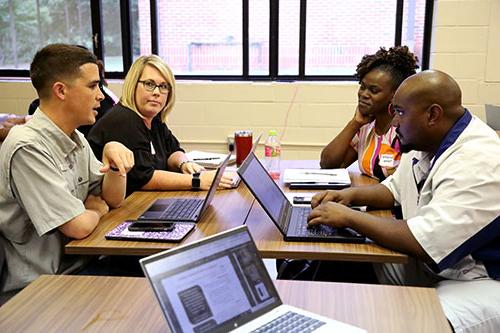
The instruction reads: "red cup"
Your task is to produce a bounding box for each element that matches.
[235,130,253,166]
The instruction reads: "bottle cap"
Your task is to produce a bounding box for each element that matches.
[268,129,277,136]
[235,130,252,137]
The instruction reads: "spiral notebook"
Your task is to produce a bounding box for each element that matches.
[105,221,195,243]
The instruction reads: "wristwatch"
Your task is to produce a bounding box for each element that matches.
[192,172,201,190]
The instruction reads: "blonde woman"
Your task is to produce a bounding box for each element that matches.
[88,55,233,195]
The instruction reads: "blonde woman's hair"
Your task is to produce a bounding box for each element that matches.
[120,55,176,123]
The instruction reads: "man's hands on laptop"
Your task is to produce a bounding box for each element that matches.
[311,189,354,207]
[307,189,358,228]
[100,141,135,177]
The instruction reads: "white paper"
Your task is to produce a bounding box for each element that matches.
[283,168,351,185]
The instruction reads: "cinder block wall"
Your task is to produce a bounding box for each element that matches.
[1,0,499,159]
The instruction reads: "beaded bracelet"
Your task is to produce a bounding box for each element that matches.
[178,161,192,170]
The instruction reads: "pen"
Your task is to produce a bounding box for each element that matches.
[303,172,337,176]
[193,157,220,161]
[290,182,344,184]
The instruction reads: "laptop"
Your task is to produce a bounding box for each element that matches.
[485,104,500,130]
[237,152,365,243]
[138,152,231,222]
[228,132,262,188]
[140,225,366,333]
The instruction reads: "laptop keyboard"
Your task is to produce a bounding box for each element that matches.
[159,199,203,220]
[293,207,333,237]
[251,311,326,333]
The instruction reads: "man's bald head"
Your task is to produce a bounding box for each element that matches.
[397,70,464,121]
[391,70,466,154]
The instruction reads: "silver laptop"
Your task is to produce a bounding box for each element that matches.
[140,225,365,333]
[138,152,231,222]
[237,152,365,243]
[485,104,500,130]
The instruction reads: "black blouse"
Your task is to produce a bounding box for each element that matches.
[88,103,183,195]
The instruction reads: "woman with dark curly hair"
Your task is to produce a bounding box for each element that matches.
[320,46,418,180]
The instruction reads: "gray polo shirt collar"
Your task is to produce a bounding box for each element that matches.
[31,108,85,157]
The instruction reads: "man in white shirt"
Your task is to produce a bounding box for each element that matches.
[308,70,500,333]
[0,44,134,299]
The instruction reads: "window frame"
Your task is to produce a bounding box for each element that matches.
[0,0,434,81]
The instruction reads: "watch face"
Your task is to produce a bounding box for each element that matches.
[192,173,201,189]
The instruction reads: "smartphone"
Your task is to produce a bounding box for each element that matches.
[293,196,312,205]
[127,221,175,232]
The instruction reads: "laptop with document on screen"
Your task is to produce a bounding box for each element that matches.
[138,152,231,222]
[140,225,365,333]
[237,152,365,243]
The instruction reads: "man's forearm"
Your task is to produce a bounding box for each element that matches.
[349,183,395,209]
[101,171,126,208]
[59,210,100,239]
[347,211,431,261]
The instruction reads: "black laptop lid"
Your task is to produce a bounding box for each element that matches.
[237,152,291,234]
[140,226,282,333]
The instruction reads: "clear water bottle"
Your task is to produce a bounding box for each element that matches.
[264,129,281,180]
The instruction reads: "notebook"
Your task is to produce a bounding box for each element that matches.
[284,168,351,190]
[237,152,365,243]
[485,104,500,130]
[140,225,366,333]
[138,152,231,222]
[105,221,195,243]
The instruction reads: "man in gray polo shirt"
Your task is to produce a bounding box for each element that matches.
[0,44,134,298]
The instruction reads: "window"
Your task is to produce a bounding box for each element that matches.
[101,0,123,72]
[305,1,397,76]
[0,0,433,80]
[0,0,92,70]
[157,0,243,75]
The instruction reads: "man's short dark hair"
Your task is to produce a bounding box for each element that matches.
[30,44,98,99]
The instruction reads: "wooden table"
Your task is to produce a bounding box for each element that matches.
[245,160,408,263]
[66,160,407,263]
[0,275,451,333]
[65,185,255,256]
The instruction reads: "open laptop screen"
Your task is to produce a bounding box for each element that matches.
[238,153,290,232]
[141,227,281,333]
[199,152,231,211]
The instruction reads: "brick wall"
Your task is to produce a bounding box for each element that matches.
[137,0,426,73]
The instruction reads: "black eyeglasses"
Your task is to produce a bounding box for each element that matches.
[138,80,171,94]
